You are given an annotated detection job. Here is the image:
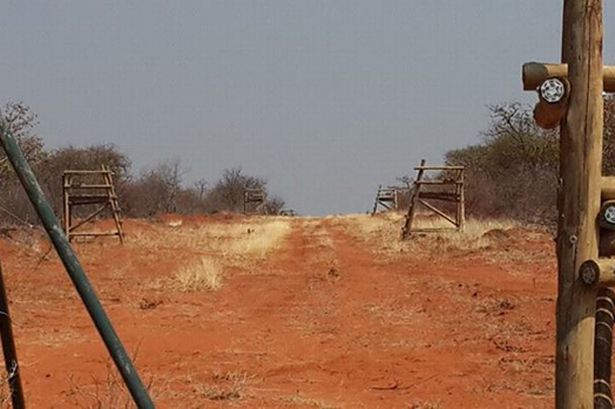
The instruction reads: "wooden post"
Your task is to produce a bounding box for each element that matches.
[401,159,425,239]
[62,173,70,238]
[556,1,603,408]
[394,189,399,210]
[372,185,381,215]
[522,62,615,92]
[457,168,465,231]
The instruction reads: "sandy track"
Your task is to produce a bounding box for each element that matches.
[0,216,555,408]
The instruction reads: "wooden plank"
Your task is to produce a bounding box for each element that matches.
[556,1,603,408]
[409,227,458,233]
[418,192,458,201]
[63,170,113,175]
[523,62,615,92]
[414,166,465,171]
[68,205,108,232]
[66,184,113,189]
[69,198,115,206]
[378,201,392,210]
[68,194,114,200]
[601,176,615,199]
[415,180,463,185]
[417,199,457,226]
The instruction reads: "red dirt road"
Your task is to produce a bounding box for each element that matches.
[0,216,555,408]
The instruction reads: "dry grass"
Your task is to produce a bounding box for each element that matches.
[193,371,248,401]
[130,218,291,261]
[67,357,155,409]
[222,220,292,260]
[328,212,522,257]
[129,218,291,259]
[128,217,292,291]
[413,216,519,250]
[31,328,85,347]
[0,373,14,409]
[173,257,222,292]
[279,393,338,409]
[325,212,405,254]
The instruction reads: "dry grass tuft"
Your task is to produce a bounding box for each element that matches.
[67,357,155,409]
[192,371,248,402]
[0,374,13,409]
[173,257,222,292]
[476,296,517,316]
[222,219,292,260]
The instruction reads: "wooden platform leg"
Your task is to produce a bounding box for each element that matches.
[401,159,426,239]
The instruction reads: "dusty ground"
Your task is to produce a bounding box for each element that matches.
[0,212,555,408]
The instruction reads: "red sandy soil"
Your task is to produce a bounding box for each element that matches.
[0,216,556,408]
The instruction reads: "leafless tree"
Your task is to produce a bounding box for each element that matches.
[0,102,45,180]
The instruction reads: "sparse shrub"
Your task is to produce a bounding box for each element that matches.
[445,103,558,224]
[194,371,247,401]
[122,160,184,217]
[445,98,615,224]
[67,358,154,409]
[0,103,286,223]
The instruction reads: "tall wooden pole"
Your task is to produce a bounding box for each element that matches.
[556,1,603,408]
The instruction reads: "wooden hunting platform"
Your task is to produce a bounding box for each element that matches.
[62,165,124,243]
[243,188,266,215]
[401,159,465,239]
[371,185,400,215]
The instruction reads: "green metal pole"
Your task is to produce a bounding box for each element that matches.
[0,262,25,409]
[0,124,155,408]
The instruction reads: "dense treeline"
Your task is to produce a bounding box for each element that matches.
[0,103,284,226]
[444,97,615,224]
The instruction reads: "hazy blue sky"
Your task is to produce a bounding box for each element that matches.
[1,1,614,215]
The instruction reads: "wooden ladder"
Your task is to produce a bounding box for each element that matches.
[102,165,125,243]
